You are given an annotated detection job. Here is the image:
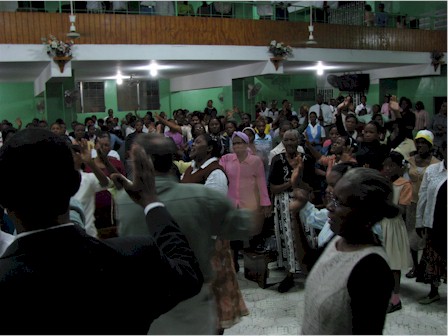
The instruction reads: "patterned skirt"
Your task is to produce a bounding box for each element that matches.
[273,192,299,273]
[211,239,249,330]
[416,233,447,284]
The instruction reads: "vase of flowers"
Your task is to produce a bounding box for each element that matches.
[431,50,445,72]
[42,35,74,73]
[43,35,74,58]
[268,40,293,58]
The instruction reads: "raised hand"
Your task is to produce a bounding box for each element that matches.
[79,138,92,163]
[340,146,354,163]
[97,147,108,162]
[389,95,400,112]
[15,117,22,128]
[110,144,158,208]
[337,96,350,113]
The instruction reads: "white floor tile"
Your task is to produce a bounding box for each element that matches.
[225,263,447,335]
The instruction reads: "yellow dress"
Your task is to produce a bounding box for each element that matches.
[380,177,412,270]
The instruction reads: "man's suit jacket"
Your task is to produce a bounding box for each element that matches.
[0,207,203,335]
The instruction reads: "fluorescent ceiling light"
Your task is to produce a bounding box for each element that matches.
[149,61,159,77]
[317,61,324,75]
[116,71,123,85]
[300,62,339,72]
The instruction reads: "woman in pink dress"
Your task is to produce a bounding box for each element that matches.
[219,131,272,271]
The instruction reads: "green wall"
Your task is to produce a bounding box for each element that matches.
[104,80,118,114]
[0,82,39,127]
[0,70,446,129]
[397,75,447,118]
[170,87,231,116]
[365,83,380,106]
[390,1,446,16]
[289,74,318,108]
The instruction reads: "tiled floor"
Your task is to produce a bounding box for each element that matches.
[225,260,447,335]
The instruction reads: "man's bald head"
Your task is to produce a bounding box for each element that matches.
[134,133,176,173]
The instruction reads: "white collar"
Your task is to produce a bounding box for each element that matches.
[191,157,218,170]
[15,223,75,240]
[436,160,447,173]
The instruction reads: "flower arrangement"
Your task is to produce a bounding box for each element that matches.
[268,40,293,58]
[431,50,445,71]
[42,35,74,58]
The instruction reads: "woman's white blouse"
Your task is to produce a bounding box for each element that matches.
[416,161,447,229]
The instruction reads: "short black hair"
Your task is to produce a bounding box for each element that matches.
[0,129,80,227]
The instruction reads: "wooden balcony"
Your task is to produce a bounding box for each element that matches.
[0,12,446,52]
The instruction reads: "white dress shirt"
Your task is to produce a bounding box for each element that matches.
[0,230,15,255]
[355,103,372,115]
[309,103,334,126]
[259,108,273,118]
[182,158,228,195]
[91,149,121,161]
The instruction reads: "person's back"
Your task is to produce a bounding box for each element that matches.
[0,128,203,334]
[0,226,150,334]
[117,176,250,281]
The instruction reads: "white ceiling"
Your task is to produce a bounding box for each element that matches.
[0,59,410,83]
[0,44,433,85]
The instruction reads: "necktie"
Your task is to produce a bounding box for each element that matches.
[319,105,323,123]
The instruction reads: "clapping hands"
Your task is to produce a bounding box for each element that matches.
[290,154,303,188]
[289,188,310,213]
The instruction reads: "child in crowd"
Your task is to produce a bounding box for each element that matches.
[380,151,412,313]
[304,111,325,152]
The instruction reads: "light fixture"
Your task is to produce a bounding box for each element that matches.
[149,61,159,77]
[66,1,80,39]
[116,71,123,85]
[316,61,324,76]
[300,61,339,74]
[306,6,317,45]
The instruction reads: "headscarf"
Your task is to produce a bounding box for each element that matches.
[231,131,249,144]
[242,126,256,137]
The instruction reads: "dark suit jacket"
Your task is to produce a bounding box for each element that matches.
[0,207,203,335]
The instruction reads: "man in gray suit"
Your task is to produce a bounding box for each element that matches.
[115,133,258,335]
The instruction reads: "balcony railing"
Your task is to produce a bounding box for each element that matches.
[0,10,445,53]
[6,1,447,31]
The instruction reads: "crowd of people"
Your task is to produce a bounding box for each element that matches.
[0,93,445,334]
